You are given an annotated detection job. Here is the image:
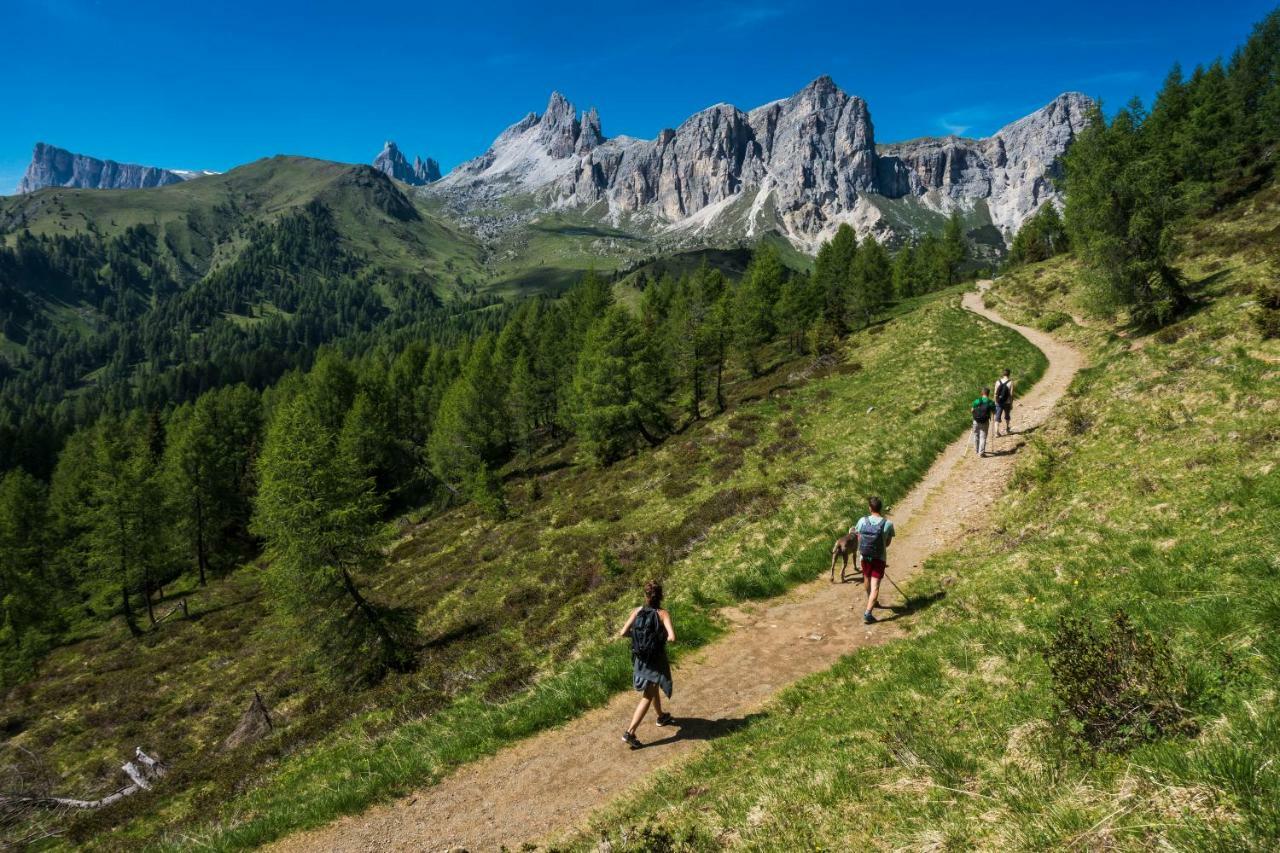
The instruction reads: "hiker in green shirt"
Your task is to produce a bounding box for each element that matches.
[971,388,997,457]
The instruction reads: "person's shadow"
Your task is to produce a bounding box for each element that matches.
[872,589,947,623]
[634,713,763,749]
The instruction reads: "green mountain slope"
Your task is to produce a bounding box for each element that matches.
[568,187,1280,852]
[0,157,502,475]
[0,156,483,287]
[4,287,1041,850]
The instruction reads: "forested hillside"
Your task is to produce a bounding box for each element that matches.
[1,179,978,845]
[0,157,496,479]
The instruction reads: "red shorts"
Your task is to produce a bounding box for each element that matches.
[861,558,886,579]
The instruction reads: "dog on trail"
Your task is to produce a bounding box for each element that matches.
[829,532,861,583]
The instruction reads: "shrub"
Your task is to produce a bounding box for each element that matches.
[1011,438,1057,490]
[1251,280,1280,339]
[601,821,712,852]
[1036,311,1070,332]
[1062,402,1093,436]
[1045,610,1195,752]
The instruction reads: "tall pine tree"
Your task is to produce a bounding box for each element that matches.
[254,394,415,684]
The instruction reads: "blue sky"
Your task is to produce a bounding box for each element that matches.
[2,0,1275,193]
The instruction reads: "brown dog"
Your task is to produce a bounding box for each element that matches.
[829,533,860,583]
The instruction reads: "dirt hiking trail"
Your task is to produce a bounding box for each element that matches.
[272,283,1085,852]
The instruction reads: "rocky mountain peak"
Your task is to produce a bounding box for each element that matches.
[17,142,191,193]
[539,91,589,158]
[372,140,440,185]
[800,74,838,97]
[578,107,604,154]
[431,81,1094,252]
[413,156,442,183]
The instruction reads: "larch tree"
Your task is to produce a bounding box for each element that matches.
[572,307,665,465]
[849,237,892,327]
[254,393,415,684]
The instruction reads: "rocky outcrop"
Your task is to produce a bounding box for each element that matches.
[17,143,192,193]
[877,92,1092,237]
[372,141,440,185]
[432,81,1094,249]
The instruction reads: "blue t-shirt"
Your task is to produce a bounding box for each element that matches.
[851,515,895,560]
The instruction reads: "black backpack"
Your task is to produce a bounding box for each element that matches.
[996,380,1012,405]
[857,517,887,560]
[631,607,664,658]
[972,399,993,423]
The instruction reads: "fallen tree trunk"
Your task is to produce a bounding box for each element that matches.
[0,748,166,811]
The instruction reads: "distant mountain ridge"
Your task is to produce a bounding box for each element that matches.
[13,80,1093,254]
[372,141,441,185]
[16,142,215,193]
[429,78,1093,250]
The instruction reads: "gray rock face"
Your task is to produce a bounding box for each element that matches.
[414,155,442,183]
[433,82,1094,249]
[877,92,1093,237]
[17,142,191,193]
[372,140,440,185]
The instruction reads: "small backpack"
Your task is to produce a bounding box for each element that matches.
[857,517,887,560]
[630,607,664,658]
[972,399,993,423]
[996,379,1012,405]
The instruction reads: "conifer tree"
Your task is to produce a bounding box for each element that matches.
[427,337,508,514]
[572,307,665,464]
[849,237,892,327]
[816,224,858,333]
[731,270,772,377]
[86,414,175,635]
[892,246,915,299]
[254,394,414,683]
[776,273,814,353]
[667,274,710,422]
[506,352,540,471]
[164,386,262,585]
[941,210,968,285]
[1064,101,1187,327]
[0,469,58,686]
[914,233,948,293]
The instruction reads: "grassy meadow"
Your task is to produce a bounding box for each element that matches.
[560,193,1280,852]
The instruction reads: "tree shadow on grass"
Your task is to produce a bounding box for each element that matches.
[634,713,765,749]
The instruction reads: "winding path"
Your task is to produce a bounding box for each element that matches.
[271,284,1084,852]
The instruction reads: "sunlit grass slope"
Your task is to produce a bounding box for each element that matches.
[563,195,1280,852]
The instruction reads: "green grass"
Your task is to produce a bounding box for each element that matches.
[6,288,1042,850]
[559,195,1280,852]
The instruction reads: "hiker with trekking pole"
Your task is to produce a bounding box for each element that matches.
[994,369,1014,436]
[618,580,676,749]
[971,387,998,457]
[850,496,896,624]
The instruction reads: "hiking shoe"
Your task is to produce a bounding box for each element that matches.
[622,731,642,749]
[655,713,674,727]
[863,611,877,624]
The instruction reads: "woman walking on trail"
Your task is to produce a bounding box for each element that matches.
[618,580,676,748]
